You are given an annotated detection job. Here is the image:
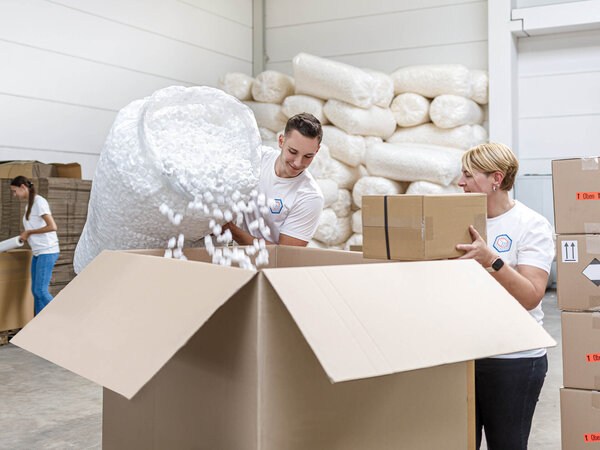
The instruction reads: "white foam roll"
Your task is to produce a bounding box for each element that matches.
[406,180,463,195]
[352,176,404,208]
[329,158,361,189]
[391,64,473,98]
[351,210,362,234]
[217,72,254,101]
[344,233,363,251]
[293,53,374,108]
[259,127,277,142]
[313,208,352,245]
[307,143,333,179]
[363,69,394,108]
[430,95,484,129]
[366,142,463,186]
[0,236,24,252]
[391,93,430,127]
[387,123,487,150]
[323,100,396,139]
[470,69,489,105]
[330,189,352,218]
[251,70,295,104]
[316,179,338,207]
[244,101,288,132]
[322,126,365,167]
[281,95,329,124]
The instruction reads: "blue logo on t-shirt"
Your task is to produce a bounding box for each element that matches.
[270,199,283,214]
[493,234,512,252]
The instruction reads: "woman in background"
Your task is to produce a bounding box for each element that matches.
[11,176,59,315]
[456,143,555,450]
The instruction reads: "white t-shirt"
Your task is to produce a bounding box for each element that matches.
[23,195,60,256]
[486,200,554,359]
[242,147,324,243]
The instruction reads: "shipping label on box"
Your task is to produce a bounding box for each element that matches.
[552,157,600,234]
[560,388,600,449]
[556,235,600,311]
[562,311,600,390]
[362,194,487,261]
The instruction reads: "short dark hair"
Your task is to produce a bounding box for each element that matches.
[284,113,323,144]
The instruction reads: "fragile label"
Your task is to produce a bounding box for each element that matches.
[586,353,600,363]
[561,240,578,263]
[577,192,600,200]
[584,433,600,442]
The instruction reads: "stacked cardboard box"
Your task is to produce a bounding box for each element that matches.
[1,175,91,297]
[552,157,600,449]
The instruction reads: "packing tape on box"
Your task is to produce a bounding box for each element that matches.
[0,236,24,253]
[589,297,600,310]
[585,223,600,234]
[593,392,600,409]
[587,236,600,253]
[384,195,390,259]
[582,156,599,171]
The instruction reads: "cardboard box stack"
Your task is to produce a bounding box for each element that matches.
[552,157,600,449]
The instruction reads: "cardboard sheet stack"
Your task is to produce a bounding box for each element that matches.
[218,55,488,250]
[552,157,600,448]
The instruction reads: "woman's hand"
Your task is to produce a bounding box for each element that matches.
[456,225,497,268]
[19,230,30,243]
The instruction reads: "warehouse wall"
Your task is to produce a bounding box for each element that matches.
[264,0,488,74]
[0,0,253,179]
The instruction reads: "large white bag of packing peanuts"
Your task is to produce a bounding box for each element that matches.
[390,93,430,127]
[406,180,462,195]
[344,233,363,251]
[470,69,489,105]
[322,125,365,167]
[363,69,394,108]
[74,86,262,273]
[281,95,329,124]
[313,208,352,245]
[316,179,338,207]
[244,101,288,132]
[430,95,484,129]
[391,64,472,98]
[307,143,333,179]
[387,123,487,150]
[366,142,463,185]
[251,70,295,104]
[352,210,362,234]
[217,72,254,101]
[293,53,374,108]
[352,176,404,208]
[323,100,396,139]
[329,158,362,189]
[330,189,352,218]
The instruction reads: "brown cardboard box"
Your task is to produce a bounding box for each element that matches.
[0,250,34,331]
[51,163,82,179]
[562,311,600,390]
[362,194,487,260]
[560,388,600,448]
[13,247,554,449]
[556,235,600,311]
[0,161,82,180]
[552,157,600,234]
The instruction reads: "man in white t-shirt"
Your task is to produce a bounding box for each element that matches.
[223,113,324,246]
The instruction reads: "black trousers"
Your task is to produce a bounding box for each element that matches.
[475,355,548,450]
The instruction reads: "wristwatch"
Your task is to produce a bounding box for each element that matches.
[487,257,504,272]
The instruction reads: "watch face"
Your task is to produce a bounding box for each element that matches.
[492,258,504,271]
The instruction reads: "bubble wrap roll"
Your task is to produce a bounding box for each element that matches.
[391,64,473,98]
[251,70,295,104]
[363,69,394,108]
[430,95,484,129]
[281,95,329,124]
[217,72,254,101]
[313,208,352,245]
[322,126,365,167]
[0,236,25,252]
[391,93,430,127]
[323,100,396,139]
[387,123,487,150]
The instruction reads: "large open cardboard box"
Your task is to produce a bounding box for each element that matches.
[13,246,554,449]
[0,249,34,332]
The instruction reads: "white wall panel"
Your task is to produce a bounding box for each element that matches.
[179,0,253,27]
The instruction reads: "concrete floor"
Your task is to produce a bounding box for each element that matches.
[0,290,562,449]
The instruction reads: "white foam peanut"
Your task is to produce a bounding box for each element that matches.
[316,179,338,207]
[313,208,352,245]
[217,72,254,101]
[391,93,430,127]
[352,176,404,208]
[366,142,463,186]
[344,233,363,251]
[251,70,295,104]
[323,100,396,139]
[352,210,362,234]
[406,180,462,195]
[281,95,329,124]
[244,101,288,132]
[430,95,484,129]
[391,64,473,98]
[321,126,365,167]
[470,69,489,105]
[387,123,487,150]
[330,189,352,218]
[293,52,374,108]
[363,69,394,108]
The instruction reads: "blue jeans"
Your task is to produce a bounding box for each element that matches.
[31,253,59,315]
[475,355,548,450]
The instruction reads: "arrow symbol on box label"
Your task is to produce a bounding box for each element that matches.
[562,240,578,263]
[582,258,600,287]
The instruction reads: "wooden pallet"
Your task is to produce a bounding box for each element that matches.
[0,328,21,346]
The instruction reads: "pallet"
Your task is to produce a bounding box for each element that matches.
[0,328,21,346]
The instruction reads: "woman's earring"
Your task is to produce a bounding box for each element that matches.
[493,185,497,191]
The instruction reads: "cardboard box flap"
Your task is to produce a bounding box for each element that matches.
[263,259,555,383]
[11,251,257,400]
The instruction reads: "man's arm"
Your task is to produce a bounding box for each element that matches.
[222,222,275,246]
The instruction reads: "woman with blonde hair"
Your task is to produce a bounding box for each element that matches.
[456,143,554,450]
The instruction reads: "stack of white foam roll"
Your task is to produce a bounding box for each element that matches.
[218,55,489,250]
